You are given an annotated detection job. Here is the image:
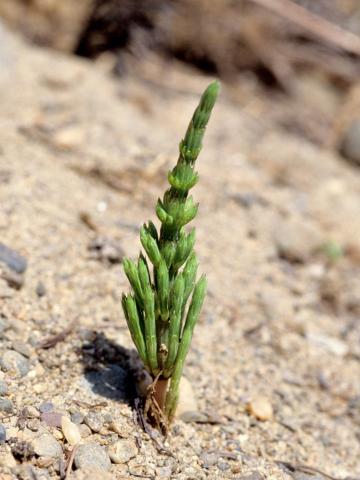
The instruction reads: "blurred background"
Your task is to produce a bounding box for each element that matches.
[0,1,360,478]
[0,0,360,153]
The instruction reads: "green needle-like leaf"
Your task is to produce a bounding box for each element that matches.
[123,258,143,306]
[122,294,147,365]
[180,81,219,165]
[182,252,198,307]
[138,257,158,373]
[157,258,170,321]
[164,274,185,377]
[165,275,207,418]
[140,226,162,266]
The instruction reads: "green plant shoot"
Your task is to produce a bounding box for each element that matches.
[122,81,219,426]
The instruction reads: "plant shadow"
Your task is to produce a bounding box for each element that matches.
[80,330,143,407]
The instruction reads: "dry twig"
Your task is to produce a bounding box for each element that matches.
[251,0,360,55]
[38,320,76,349]
[64,446,78,479]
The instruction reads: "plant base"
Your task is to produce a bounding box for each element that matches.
[144,375,170,434]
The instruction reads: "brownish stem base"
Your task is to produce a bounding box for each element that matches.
[153,377,169,411]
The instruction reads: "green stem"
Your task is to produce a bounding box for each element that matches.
[165,275,207,419]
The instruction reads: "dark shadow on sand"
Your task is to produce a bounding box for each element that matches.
[80,330,141,406]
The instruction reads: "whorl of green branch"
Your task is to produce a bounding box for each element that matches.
[122,81,219,421]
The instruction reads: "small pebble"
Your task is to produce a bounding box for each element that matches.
[180,410,222,424]
[79,424,91,438]
[88,236,124,264]
[218,462,230,471]
[24,406,40,418]
[176,377,198,419]
[33,433,63,458]
[40,411,63,428]
[180,411,209,423]
[36,456,54,468]
[33,383,47,394]
[27,419,40,431]
[0,380,8,395]
[1,269,24,289]
[108,420,127,436]
[108,439,138,464]
[0,398,13,413]
[74,442,111,471]
[0,242,27,273]
[84,411,103,432]
[0,423,6,443]
[71,411,84,424]
[36,281,46,297]
[61,416,81,445]
[200,451,219,468]
[12,341,32,358]
[52,125,84,151]
[53,429,63,440]
[102,412,113,424]
[247,397,273,421]
[273,218,322,263]
[39,401,54,413]
[0,350,30,377]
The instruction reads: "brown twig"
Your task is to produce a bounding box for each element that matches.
[73,400,108,409]
[134,398,174,457]
[38,320,76,349]
[276,460,360,480]
[251,0,360,56]
[277,41,360,81]
[79,211,99,232]
[64,446,78,479]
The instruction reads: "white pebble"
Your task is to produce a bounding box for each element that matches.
[61,416,81,445]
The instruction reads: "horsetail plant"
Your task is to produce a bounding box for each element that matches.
[122,81,219,430]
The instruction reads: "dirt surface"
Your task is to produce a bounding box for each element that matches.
[0,22,360,480]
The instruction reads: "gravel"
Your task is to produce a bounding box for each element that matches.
[79,424,91,438]
[0,350,30,377]
[40,411,63,428]
[84,412,103,433]
[71,411,84,424]
[74,442,111,471]
[0,21,359,480]
[11,340,32,358]
[0,398,13,413]
[61,416,81,445]
[0,242,27,273]
[107,439,138,464]
[39,401,54,413]
[32,433,63,458]
[24,406,40,418]
[247,397,273,421]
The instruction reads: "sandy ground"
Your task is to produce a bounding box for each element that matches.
[0,22,360,480]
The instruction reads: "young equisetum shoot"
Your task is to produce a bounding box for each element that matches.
[122,81,219,428]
